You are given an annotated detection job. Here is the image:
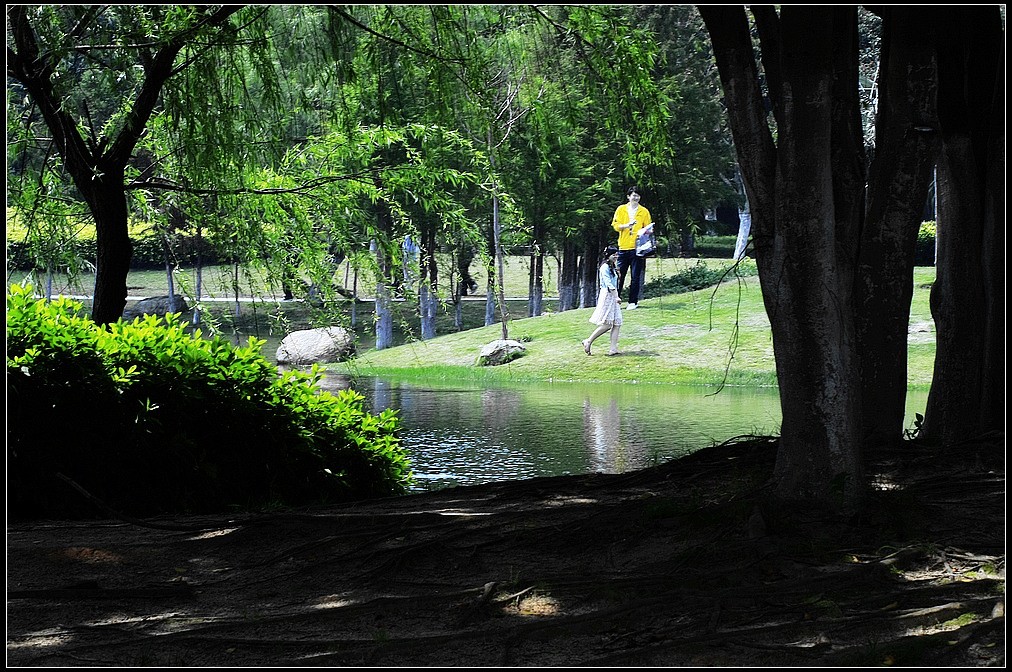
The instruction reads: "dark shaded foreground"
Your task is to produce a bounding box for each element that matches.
[7,433,1004,667]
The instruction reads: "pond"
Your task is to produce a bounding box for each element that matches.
[315,374,930,493]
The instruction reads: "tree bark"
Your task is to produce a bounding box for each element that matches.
[528,250,545,317]
[82,171,134,324]
[372,205,395,351]
[921,6,1005,445]
[558,242,578,311]
[580,240,599,308]
[702,6,865,506]
[421,226,438,341]
[856,8,940,443]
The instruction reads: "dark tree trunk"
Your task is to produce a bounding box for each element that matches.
[580,240,599,308]
[703,6,865,506]
[80,172,133,325]
[528,251,545,317]
[558,242,579,312]
[921,6,1005,444]
[678,229,695,257]
[856,8,940,443]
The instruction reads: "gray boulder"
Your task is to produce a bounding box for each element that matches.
[276,326,355,365]
[122,295,189,320]
[477,339,527,366]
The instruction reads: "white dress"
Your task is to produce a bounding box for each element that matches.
[589,263,623,327]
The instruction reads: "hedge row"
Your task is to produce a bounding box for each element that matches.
[6,283,413,520]
[7,234,225,271]
[688,222,937,265]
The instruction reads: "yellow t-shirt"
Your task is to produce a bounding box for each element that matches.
[612,204,653,251]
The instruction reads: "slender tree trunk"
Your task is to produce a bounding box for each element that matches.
[372,206,395,350]
[528,213,546,316]
[351,268,358,328]
[559,242,578,312]
[44,264,53,303]
[161,232,177,314]
[232,261,241,323]
[420,226,438,340]
[493,193,509,340]
[484,228,497,327]
[192,224,204,327]
[580,240,598,308]
[528,251,545,317]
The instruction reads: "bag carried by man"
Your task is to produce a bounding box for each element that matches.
[635,228,657,257]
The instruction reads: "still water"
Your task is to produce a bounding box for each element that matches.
[315,375,930,492]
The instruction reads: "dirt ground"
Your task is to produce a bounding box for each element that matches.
[7,433,1005,667]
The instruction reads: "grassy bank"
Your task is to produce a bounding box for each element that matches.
[331,267,937,390]
[8,261,936,390]
[6,256,743,352]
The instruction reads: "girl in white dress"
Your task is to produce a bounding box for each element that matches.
[583,245,623,356]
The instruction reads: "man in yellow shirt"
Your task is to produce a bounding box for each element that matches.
[611,186,654,310]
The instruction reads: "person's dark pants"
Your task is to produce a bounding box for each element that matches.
[616,249,645,304]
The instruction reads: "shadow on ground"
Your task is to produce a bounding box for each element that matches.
[7,433,1005,667]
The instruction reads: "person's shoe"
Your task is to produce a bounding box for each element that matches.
[626,303,638,310]
[582,339,592,355]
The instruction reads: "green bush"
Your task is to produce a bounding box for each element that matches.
[6,284,412,520]
[915,220,936,266]
[691,235,738,259]
[641,259,758,300]
[7,234,224,271]
[689,225,934,266]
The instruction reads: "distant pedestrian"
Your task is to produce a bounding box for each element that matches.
[583,245,623,356]
[611,186,654,310]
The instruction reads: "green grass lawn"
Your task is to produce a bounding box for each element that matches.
[8,259,936,390]
[330,267,937,391]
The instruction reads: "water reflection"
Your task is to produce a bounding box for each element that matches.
[584,398,630,474]
[313,373,928,493]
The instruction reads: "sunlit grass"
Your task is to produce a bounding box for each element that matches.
[334,268,937,390]
[8,259,936,390]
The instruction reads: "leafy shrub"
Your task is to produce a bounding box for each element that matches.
[641,259,758,300]
[6,284,412,520]
[691,235,739,258]
[914,220,936,266]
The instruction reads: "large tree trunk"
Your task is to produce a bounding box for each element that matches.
[703,6,865,506]
[80,173,133,325]
[921,6,1005,444]
[856,8,940,443]
[768,8,863,505]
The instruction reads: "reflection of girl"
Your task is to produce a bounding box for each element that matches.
[583,245,623,356]
[583,398,623,473]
